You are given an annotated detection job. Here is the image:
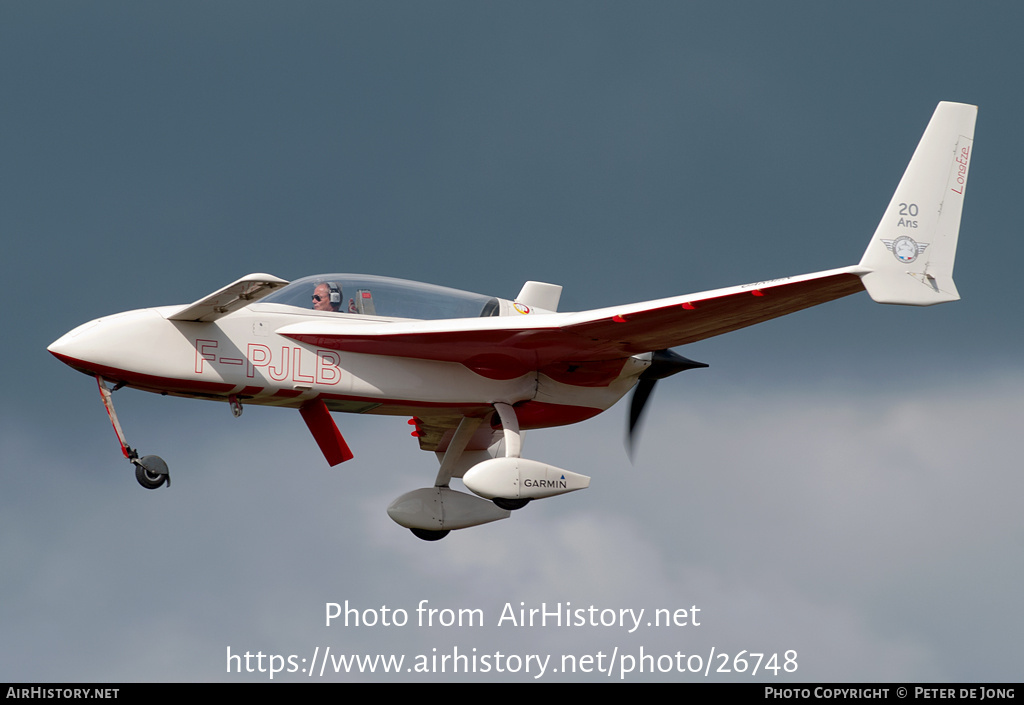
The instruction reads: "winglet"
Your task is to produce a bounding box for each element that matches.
[858,102,977,306]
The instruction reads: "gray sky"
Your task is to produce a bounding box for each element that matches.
[3,1,1022,682]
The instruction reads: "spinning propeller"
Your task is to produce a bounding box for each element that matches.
[627,349,708,458]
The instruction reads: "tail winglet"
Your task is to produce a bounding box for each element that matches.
[859,101,977,305]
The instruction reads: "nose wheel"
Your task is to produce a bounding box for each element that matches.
[130,451,170,489]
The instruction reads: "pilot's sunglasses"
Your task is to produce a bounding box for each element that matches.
[312,295,323,302]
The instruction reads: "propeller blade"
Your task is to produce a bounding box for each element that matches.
[626,350,708,459]
[627,377,657,459]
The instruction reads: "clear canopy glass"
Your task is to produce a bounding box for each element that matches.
[261,274,500,320]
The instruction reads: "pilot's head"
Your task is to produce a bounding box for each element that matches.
[312,282,341,312]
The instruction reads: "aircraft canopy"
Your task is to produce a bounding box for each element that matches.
[261,274,501,320]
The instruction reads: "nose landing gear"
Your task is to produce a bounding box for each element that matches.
[96,375,171,490]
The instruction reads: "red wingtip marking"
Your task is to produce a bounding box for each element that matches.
[751,289,764,297]
[681,302,696,310]
[612,314,628,323]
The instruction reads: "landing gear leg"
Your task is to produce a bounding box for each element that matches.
[96,375,170,490]
[490,402,527,510]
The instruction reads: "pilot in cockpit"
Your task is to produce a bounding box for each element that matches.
[312,282,342,312]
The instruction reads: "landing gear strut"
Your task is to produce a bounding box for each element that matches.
[96,375,171,490]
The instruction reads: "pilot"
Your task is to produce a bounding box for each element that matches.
[312,282,342,312]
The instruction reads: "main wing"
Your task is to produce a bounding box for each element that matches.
[278,101,975,376]
[277,266,867,378]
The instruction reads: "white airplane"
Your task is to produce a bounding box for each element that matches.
[49,102,976,540]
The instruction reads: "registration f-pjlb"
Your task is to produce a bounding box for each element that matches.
[49,102,977,540]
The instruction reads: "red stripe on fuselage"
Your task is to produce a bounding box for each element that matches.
[50,352,604,430]
[50,351,236,395]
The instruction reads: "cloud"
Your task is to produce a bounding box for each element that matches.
[6,370,1019,681]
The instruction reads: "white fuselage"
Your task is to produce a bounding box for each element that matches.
[48,302,644,429]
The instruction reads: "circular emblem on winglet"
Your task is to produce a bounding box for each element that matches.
[882,236,929,264]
